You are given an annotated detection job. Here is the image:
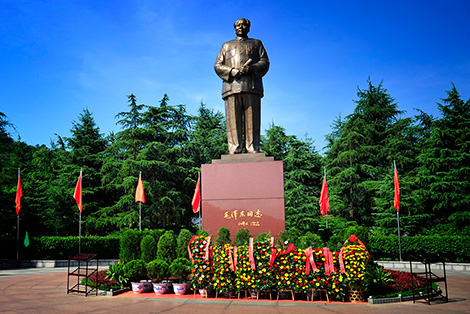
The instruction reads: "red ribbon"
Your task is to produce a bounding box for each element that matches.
[305,247,318,275]
[228,245,235,272]
[233,246,238,270]
[278,243,295,256]
[269,247,277,269]
[322,247,335,276]
[339,246,346,274]
[249,237,256,270]
[187,235,196,261]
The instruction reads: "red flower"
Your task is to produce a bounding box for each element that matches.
[349,234,358,242]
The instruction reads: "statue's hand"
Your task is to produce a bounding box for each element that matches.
[230,68,241,79]
[240,65,252,75]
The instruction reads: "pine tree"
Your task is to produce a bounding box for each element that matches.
[262,123,322,233]
[325,79,402,226]
[188,102,226,166]
[67,108,107,234]
[417,84,470,226]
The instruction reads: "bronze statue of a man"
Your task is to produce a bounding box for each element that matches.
[215,18,270,154]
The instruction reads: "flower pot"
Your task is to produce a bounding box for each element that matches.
[173,283,187,295]
[348,285,364,302]
[153,283,168,295]
[131,282,146,294]
[140,280,153,292]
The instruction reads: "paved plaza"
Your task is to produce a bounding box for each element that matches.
[0,267,469,313]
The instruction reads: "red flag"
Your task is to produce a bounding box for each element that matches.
[15,175,22,215]
[394,162,400,212]
[73,171,83,212]
[319,175,330,216]
[192,177,201,213]
[135,172,145,203]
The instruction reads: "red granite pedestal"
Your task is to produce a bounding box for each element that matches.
[201,153,285,239]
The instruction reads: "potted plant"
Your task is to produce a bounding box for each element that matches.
[123,259,151,293]
[147,259,170,295]
[169,258,192,295]
[105,262,129,289]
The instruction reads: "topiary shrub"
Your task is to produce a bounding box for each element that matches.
[234,228,251,246]
[277,227,300,247]
[146,229,165,256]
[297,231,323,250]
[196,229,209,237]
[255,232,269,243]
[120,229,142,263]
[156,230,176,264]
[169,257,192,282]
[123,259,147,282]
[176,229,194,258]
[215,227,231,246]
[141,235,157,262]
[147,259,169,282]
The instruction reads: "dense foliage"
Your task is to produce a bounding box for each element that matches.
[1,81,469,261]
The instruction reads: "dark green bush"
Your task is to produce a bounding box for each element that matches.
[255,232,269,243]
[196,229,209,237]
[123,259,147,282]
[169,257,191,282]
[142,229,165,254]
[298,231,323,250]
[328,225,369,251]
[141,235,157,262]
[215,227,231,246]
[120,229,142,263]
[277,227,300,246]
[147,259,169,282]
[176,229,194,258]
[0,236,120,260]
[369,235,470,262]
[156,230,176,264]
[234,228,251,246]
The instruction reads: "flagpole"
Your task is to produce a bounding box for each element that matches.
[324,167,328,229]
[394,161,402,261]
[17,168,20,262]
[79,168,82,254]
[198,172,201,228]
[397,210,402,261]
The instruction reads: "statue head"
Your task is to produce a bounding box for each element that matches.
[234,18,250,38]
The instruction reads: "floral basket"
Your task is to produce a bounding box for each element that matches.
[188,235,212,290]
[339,234,369,302]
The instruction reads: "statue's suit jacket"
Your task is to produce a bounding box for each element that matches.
[214,37,269,100]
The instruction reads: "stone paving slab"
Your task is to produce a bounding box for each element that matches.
[0,270,469,313]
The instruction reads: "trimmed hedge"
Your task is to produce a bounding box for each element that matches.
[0,236,120,260]
[2,233,469,263]
[369,235,470,262]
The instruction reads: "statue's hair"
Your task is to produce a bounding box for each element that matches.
[234,18,251,29]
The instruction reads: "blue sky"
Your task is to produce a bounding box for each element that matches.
[1,0,469,153]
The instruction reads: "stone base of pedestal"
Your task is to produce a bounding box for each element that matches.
[211,153,274,164]
[201,154,285,239]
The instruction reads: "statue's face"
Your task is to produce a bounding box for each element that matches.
[234,20,250,37]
